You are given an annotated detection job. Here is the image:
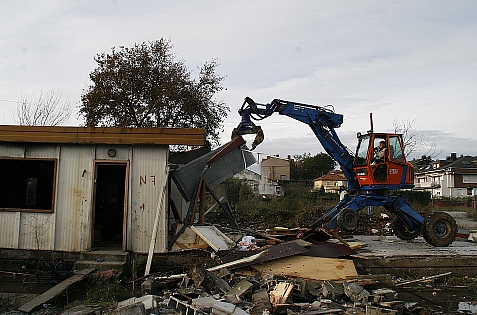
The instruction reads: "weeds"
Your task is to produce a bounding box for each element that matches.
[85,270,129,306]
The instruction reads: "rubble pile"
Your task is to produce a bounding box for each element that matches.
[125,265,422,315]
[115,227,432,315]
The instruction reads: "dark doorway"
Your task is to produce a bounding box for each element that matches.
[93,163,127,248]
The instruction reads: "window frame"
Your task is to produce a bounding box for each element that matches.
[0,157,57,213]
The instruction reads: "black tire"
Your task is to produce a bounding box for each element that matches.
[392,218,420,240]
[337,208,360,232]
[422,212,457,247]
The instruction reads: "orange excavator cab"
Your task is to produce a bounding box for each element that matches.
[353,132,414,191]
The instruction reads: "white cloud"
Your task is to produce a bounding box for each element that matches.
[0,0,476,157]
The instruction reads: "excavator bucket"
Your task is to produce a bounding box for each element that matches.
[232,110,264,150]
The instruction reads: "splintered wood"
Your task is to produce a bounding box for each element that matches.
[252,256,358,280]
[269,282,294,307]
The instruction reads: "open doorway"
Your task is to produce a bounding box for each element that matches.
[93,163,127,249]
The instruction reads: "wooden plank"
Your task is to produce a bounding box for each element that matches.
[207,251,268,272]
[0,125,205,145]
[144,167,169,276]
[17,268,95,313]
[252,256,358,281]
[269,282,294,306]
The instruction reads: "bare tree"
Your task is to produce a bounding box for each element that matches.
[15,88,71,126]
[23,214,51,251]
[393,118,442,159]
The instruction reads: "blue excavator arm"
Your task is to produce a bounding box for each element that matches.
[233,97,457,247]
[233,97,359,190]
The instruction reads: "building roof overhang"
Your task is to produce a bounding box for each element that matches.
[0,125,205,146]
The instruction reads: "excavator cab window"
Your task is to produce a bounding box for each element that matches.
[354,135,370,166]
[372,137,387,163]
[389,136,405,162]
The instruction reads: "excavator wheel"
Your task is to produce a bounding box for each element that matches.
[392,218,420,240]
[337,208,360,232]
[422,212,457,247]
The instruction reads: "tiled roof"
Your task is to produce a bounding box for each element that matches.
[315,170,347,181]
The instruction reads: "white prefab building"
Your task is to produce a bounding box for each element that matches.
[0,125,204,254]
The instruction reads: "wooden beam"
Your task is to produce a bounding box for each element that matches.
[17,268,95,313]
[0,125,205,146]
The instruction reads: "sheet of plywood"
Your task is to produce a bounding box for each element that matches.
[252,256,357,280]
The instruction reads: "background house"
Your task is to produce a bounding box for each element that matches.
[413,153,477,198]
[0,125,204,254]
[313,170,348,193]
[233,169,282,198]
[260,155,296,181]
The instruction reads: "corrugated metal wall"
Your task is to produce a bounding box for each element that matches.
[54,145,95,251]
[0,142,168,253]
[129,146,168,253]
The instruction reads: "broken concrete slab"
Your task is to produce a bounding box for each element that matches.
[117,295,158,313]
[117,302,146,315]
[321,281,345,301]
[60,305,104,315]
[352,235,477,277]
[212,301,249,315]
[226,278,253,298]
[250,288,271,314]
[191,296,217,311]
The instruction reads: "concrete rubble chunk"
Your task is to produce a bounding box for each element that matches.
[370,288,398,302]
[321,281,345,301]
[117,302,146,315]
[141,278,158,295]
[60,305,104,315]
[226,278,254,298]
[212,301,249,315]
[117,295,158,312]
[192,296,217,311]
[343,282,370,303]
[365,305,398,315]
[251,288,272,314]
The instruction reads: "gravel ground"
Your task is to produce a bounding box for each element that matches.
[447,211,477,230]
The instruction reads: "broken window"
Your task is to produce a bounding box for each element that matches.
[0,158,56,211]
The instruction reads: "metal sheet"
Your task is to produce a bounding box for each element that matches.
[0,143,25,157]
[54,145,95,251]
[19,212,54,250]
[302,242,356,258]
[0,212,20,248]
[171,143,255,202]
[128,145,168,254]
[190,225,235,251]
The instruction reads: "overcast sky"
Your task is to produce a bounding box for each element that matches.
[1,1,476,162]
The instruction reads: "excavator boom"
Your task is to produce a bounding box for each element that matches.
[233,97,457,247]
